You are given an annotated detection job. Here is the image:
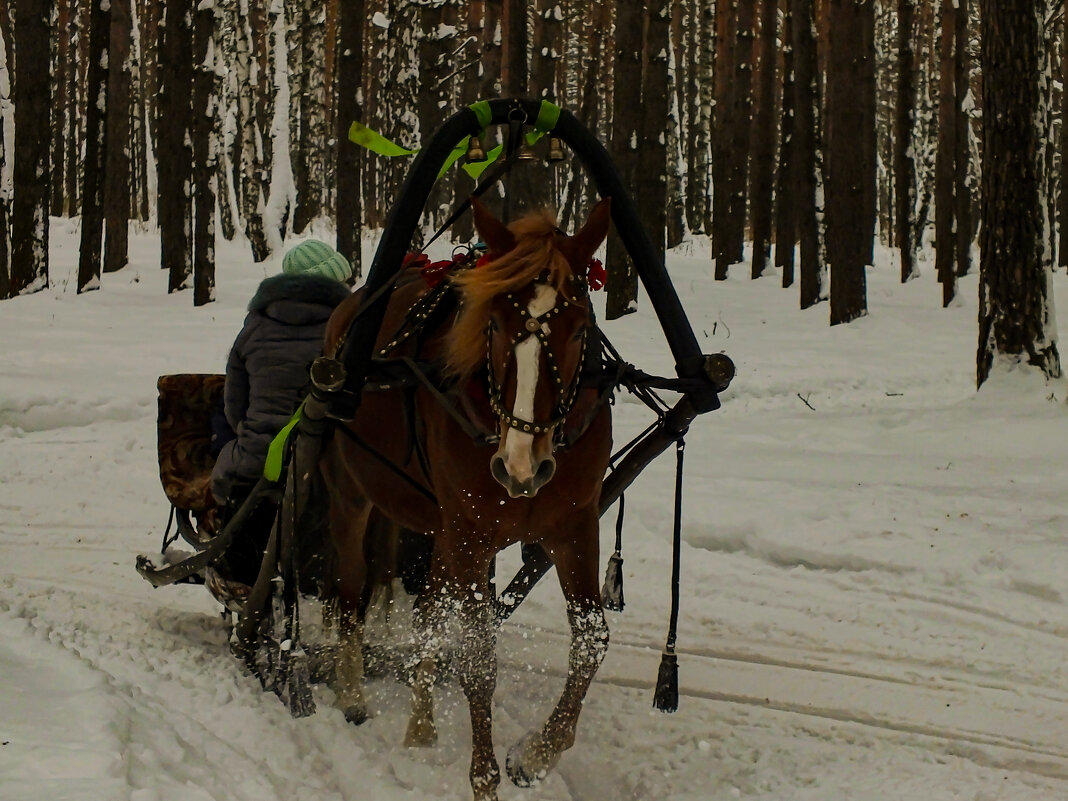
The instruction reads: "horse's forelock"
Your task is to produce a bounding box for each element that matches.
[443,210,576,379]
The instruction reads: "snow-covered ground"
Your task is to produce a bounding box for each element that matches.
[2,221,1068,801]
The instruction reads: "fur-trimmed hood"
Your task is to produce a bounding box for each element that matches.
[249,273,352,313]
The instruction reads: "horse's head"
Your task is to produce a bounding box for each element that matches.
[444,196,611,498]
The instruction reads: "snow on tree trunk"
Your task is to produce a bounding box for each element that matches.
[976,0,1061,387]
[237,1,270,261]
[934,0,956,306]
[711,0,736,280]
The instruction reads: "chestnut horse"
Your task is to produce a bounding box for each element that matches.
[319,197,613,801]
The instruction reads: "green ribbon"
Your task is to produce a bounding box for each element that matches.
[263,404,303,482]
[346,100,562,181]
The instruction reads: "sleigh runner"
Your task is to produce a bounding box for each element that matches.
[137,98,734,799]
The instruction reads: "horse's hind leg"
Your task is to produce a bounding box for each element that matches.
[506,517,609,787]
[330,497,372,724]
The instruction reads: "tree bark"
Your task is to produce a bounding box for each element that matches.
[953,0,971,277]
[639,0,671,263]
[775,0,798,286]
[158,0,193,291]
[825,0,870,325]
[749,0,778,279]
[725,0,756,264]
[336,0,364,277]
[51,0,71,217]
[976,0,1060,386]
[191,0,216,306]
[712,0,737,280]
[794,0,823,308]
[104,0,132,275]
[606,0,643,319]
[895,0,917,282]
[9,0,52,296]
[934,0,956,306]
[77,0,111,294]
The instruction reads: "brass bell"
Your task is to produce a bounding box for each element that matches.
[466,135,486,162]
[547,136,566,163]
[516,140,538,162]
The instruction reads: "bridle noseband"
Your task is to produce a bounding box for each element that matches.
[485,278,588,441]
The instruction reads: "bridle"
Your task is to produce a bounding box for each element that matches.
[485,276,589,440]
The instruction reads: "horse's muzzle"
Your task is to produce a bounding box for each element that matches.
[490,454,556,498]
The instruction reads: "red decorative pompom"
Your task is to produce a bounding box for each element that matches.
[588,258,606,291]
[475,252,495,268]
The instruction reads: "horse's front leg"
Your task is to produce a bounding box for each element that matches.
[506,515,609,787]
[410,540,500,801]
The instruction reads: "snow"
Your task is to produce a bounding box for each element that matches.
[2,225,1068,800]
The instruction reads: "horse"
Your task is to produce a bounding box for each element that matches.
[318,195,614,801]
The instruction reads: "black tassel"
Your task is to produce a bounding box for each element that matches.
[653,650,679,713]
[601,551,625,611]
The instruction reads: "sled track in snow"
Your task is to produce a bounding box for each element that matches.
[499,624,1068,782]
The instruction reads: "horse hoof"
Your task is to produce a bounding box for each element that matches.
[505,734,550,788]
[404,717,438,748]
[343,705,368,726]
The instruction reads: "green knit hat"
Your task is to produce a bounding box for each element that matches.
[282,240,353,282]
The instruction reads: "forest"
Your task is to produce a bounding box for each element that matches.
[0,0,1062,387]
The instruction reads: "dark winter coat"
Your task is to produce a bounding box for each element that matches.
[211,273,351,502]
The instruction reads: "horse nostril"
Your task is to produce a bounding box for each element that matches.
[490,456,510,487]
[533,458,556,488]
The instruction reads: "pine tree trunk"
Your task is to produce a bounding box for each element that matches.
[934,0,956,306]
[9,0,52,296]
[606,0,643,319]
[191,0,216,306]
[293,0,327,234]
[775,0,798,285]
[726,0,756,264]
[481,0,503,99]
[825,0,869,325]
[953,0,971,277]
[77,0,111,294]
[977,0,1060,386]
[686,0,713,235]
[0,13,11,299]
[158,0,194,291]
[749,0,778,279]
[216,0,238,242]
[895,0,917,282]
[130,0,151,223]
[104,0,132,275]
[712,0,737,279]
[335,0,364,277]
[639,0,670,263]
[794,0,823,308]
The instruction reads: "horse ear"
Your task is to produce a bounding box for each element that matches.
[570,197,613,263]
[471,195,516,254]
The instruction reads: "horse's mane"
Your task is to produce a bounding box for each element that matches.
[443,209,581,380]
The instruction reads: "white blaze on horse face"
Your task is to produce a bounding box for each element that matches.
[501,283,557,485]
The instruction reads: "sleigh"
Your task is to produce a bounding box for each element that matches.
[137,98,735,789]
